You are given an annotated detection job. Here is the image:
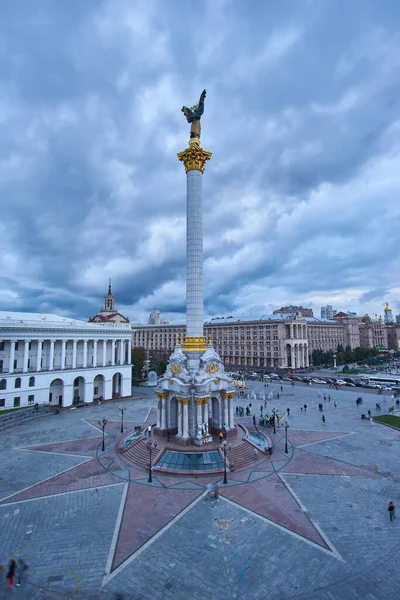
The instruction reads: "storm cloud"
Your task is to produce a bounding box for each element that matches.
[0,0,399,324]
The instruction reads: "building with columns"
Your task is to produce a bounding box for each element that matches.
[0,311,132,411]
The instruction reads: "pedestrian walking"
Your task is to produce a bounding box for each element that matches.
[6,558,16,588]
[322,414,326,424]
[167,429,171,442]
[219,431,223,443]
[253,414,256,425]
[277,393,280,400]
[370,417,374,426]
[334,401,337,408]
[253,448,259,459]
[303,403,307,411]
[148,425,152,436]
[328,395,331,401]
[287,407,290,416]
[280,385,283,392]
[16,558,29,586]
[388,501,396,521]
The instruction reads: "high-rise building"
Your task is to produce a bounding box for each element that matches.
[148,310,169,325]
[320,305,337,320]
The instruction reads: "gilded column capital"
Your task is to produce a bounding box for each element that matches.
[195,398,204,405]
[221,391,235,400]
[177,139,212,174]
[177,397,191,405]
[202,396,210,403]
[156,391,169,399]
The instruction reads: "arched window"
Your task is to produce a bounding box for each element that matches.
[29,376,35,387]
[15,377,21,389]
[0,379,6,390]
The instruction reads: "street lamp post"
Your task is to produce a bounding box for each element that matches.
[98,418,107,452]
[284,420,289,454]
[119,405,126,433]
[147,440,158,483]
[222,441,231,484]
[272,407,276,434]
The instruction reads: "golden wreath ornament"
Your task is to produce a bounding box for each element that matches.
[170,363,182,375]
[205,362,219,375]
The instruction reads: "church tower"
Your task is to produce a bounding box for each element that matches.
[384,302,393,324]
[104,279,115,312]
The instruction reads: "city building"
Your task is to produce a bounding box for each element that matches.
[320,305,337,320]
[88,281,130,324]
[148,310,169,325]
[359,316,388,350]
[273,306,313,317]
[0,311,132,411]
[133,314,347,369]
[333,313,362,350]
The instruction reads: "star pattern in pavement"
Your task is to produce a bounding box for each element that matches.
[0,421,384,583]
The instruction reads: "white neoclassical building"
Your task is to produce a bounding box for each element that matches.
[0,311,132,411]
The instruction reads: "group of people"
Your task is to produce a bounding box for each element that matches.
[0,557,29,588]
[236,405,251,416]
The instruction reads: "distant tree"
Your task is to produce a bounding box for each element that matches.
[337,344,345,353]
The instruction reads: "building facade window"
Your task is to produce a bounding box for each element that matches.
[0,379,6,390]
[14,397,21,407]
[0,341,4,351]
[28,395,34,404]
[15,378,21,389]
[29,376,35,387]
[14,359,17,369]
[0,398,5,407]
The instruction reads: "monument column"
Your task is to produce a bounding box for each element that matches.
[178,139,212,354]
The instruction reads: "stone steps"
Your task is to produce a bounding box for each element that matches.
[0,405,52,432]
[124,438,150,469]
[228,440,261,470]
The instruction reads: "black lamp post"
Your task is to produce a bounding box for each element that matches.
[147,440,158,483]
[284,420,289,454]
[119,405,126,433]
[272,407,276,435]
[222,441,231,484]
[98,418,107,452]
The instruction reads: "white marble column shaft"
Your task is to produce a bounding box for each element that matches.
[182,402,189,437]
[9,341,15,374]
[177,401,183,436]
[72,340,77,369]
[83,340,88,368]
[186,169,204,338]
[61,340,66,370]
[36,340,43,372]
[23,340,30,373]
[49,340,55,371]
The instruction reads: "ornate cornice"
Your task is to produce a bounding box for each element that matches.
[183,336,207,352]
[177,139,212,174]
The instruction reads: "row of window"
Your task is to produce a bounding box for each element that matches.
[0,395,35,408]
[0,377,35,390]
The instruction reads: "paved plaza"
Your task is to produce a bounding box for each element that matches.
[0,381,399,599]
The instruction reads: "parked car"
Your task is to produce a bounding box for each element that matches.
[344,382,356,387]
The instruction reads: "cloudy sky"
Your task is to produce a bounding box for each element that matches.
[1,0,399,325]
